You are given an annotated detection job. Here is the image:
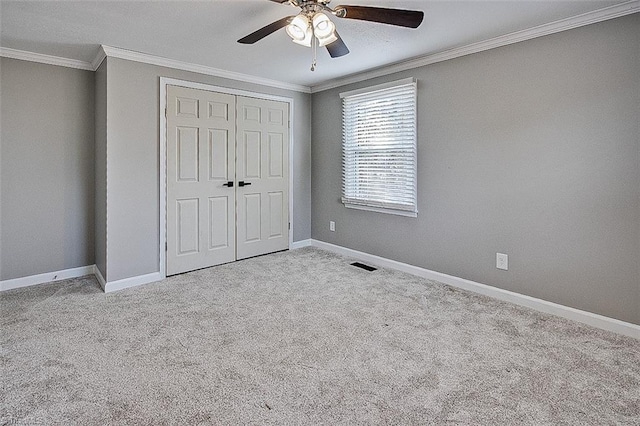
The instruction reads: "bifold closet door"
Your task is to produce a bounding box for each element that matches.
[236,96,289,260]
[166,85,236,276]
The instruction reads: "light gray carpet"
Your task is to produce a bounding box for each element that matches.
[1,247,639,425]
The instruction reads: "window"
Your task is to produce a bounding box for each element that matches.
[340,78,417,217]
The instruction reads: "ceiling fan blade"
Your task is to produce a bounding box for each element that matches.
[326,32,349,58]
[238,16,294,44]
[268,0,290,3]
[334,6,424,28]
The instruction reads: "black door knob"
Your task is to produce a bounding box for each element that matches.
[238,181,252,187]
[222,181,234,187]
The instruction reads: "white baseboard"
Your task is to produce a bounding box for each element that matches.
[311,239,640,339]
[93,265,106,290]
[0,265,96,292]
[291,239,312,250]
[103,272,163,293]
[1,264,162,294]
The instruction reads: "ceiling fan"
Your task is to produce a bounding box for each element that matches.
[238,0,424,69]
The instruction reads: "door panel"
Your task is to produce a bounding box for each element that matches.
[208,196,229,250]
[243,131,262,179]
[177,198,199,255]
[177,127,199,182]
[167,85,236,275]
[268,192,284,238]
[242,104,261,123]
[209,129,228,180]
[243,193,262,242]
[176,97,198,117]
[208,101,229,120]
[268,133,284,178]
[268,108,284,126]
[236,96,289,260]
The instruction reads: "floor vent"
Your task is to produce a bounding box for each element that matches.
[351,262,377,272]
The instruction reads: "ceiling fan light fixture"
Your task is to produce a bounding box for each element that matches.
[316,31,338,47]
[286,14,312,46]
[312,12,334,38]
[238,2,425,62]
[312,12,337,47]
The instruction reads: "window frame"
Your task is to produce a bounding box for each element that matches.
[340,77,418,217]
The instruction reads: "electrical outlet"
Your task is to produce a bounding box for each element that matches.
[496,253,508,270]
[329,221,335,232]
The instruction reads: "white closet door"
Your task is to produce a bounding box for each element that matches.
[166,85,236,275]
[236,96,289,260]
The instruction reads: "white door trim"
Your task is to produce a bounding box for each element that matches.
[159,77,295,279]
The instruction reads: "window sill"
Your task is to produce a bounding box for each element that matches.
[343,202,418,218]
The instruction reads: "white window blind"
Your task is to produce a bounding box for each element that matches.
[340,78,417,217]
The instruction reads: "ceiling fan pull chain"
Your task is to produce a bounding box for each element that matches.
[311,25,317,71]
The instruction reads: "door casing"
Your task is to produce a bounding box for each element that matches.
[159,77,295,279]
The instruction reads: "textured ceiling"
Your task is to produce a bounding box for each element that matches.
[0,0,629,88]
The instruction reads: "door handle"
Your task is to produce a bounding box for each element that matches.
[238,181,252,187]
[222,181,234,187]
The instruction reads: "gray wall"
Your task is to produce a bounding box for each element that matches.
[0,58,95,280]
[94,60,107,280]
[1,15,636,326]
[311,14,640,324]
[104,57,311,281]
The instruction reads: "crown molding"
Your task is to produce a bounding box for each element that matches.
[2,1,636,94]
[97,45,311,93]
[0,44,310,93]
[0,47,93,71]
[91,45,107,70]
[311,0,640,93]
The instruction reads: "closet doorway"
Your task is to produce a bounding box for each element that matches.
[163,82,291,276]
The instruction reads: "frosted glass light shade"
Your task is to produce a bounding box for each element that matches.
[317,31,338,47]
[286,14,312,47]
[312,12,337,47]
[312,12,334,38]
